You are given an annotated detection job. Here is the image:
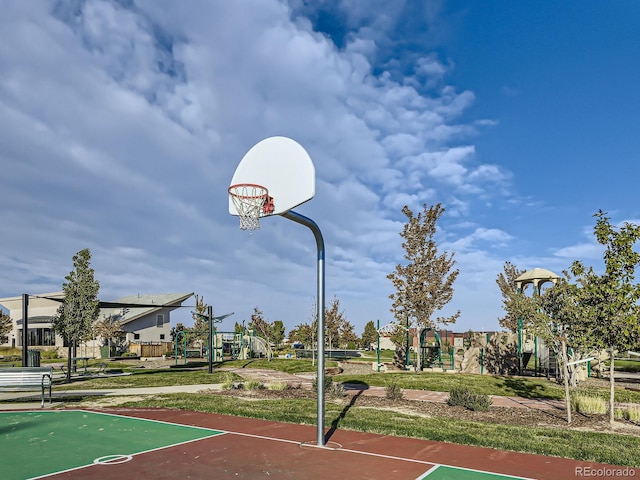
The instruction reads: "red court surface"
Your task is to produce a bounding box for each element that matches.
[23,408,640,480]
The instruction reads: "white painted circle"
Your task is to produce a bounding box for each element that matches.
[93,454,133,465]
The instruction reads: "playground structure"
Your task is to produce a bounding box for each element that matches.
[173,331,273,364]
[377,323,594,380]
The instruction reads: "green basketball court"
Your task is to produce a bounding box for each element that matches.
[419,465,532,479]
[1,410,224,480]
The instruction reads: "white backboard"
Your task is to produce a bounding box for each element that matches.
[229,136,315,216]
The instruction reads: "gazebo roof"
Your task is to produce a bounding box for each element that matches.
[515,268,560,290]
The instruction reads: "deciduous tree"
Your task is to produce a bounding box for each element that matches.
[532,275,592,423]
[361,321,378,350]
[387,204,460,331]
[52,248,100,382]
[325,296,355,349]
[0,311,11,344]
[288,323,313,348]
[271,320,285,349]
[191,295,209,347]
[249,307,272,343]
[496,261,525,332]
[572,211,640,425]
[93,315,123,358]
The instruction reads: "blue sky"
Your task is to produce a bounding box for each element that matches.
[1,0,639,336]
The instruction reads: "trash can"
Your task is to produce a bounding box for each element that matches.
[27,350,41,367]
[100,346,116,358]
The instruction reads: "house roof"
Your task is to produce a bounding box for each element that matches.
[0,291,65,311]
[97,292,194,325]
[0,291,194,325]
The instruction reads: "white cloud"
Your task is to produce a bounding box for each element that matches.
[0,0,539,335]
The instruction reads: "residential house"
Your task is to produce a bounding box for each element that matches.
[0,291,193,357]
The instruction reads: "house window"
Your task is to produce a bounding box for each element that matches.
[156,314,164,327]
[160,334,165,340]
[134,333,140,340]
[16,328,56,346]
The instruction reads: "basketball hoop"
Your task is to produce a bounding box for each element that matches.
[228,183,274,231]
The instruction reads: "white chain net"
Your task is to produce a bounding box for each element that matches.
[229,185,267,232]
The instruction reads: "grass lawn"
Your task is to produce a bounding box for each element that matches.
[115,393,640,467]
[53,370,239,390]
[47,357,640,402]
[614,359,640,372]
[335,371,567,399]
[216,358,336,373]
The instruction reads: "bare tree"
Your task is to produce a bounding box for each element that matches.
[387,203,460,330]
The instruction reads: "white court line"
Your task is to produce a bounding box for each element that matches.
[415,464,439,480]
[25,410,226,480]
[215,426,536,479]
[24,410,535,480]
[420,464,536,480]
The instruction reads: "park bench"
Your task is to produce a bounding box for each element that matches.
[0,366,53,407]
[59,358,107,376]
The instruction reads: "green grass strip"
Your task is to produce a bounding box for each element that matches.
[117,393,640,467]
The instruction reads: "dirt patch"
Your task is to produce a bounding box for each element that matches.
[209,385,640,435]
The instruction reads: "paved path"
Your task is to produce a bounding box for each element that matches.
[225,367,566,410]
[0,367,565,411]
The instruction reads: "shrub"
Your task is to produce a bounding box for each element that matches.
[329,382,346,399]
[267,382,288,391]
[468,393,492,412]
[312,374,333,393]
[447,386,492,411]
[627,406,640,422]
[385,382,404,400]
[571,393,607,415]
[447,386,475,407]
[221,373,236,390]
[245,379,263,391]
[616,405,640,422]
[41,349,59,360]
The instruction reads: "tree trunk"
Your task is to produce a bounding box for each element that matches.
[66,345,72,383]
[561,339,571,424]
[609,346,615,426]
[72,340,77,373]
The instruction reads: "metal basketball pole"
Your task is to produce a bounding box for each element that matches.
[282,210,325,446]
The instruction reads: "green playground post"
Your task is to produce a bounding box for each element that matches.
[480,347,484,374]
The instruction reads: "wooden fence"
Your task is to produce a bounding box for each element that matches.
[129,342,173,358]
